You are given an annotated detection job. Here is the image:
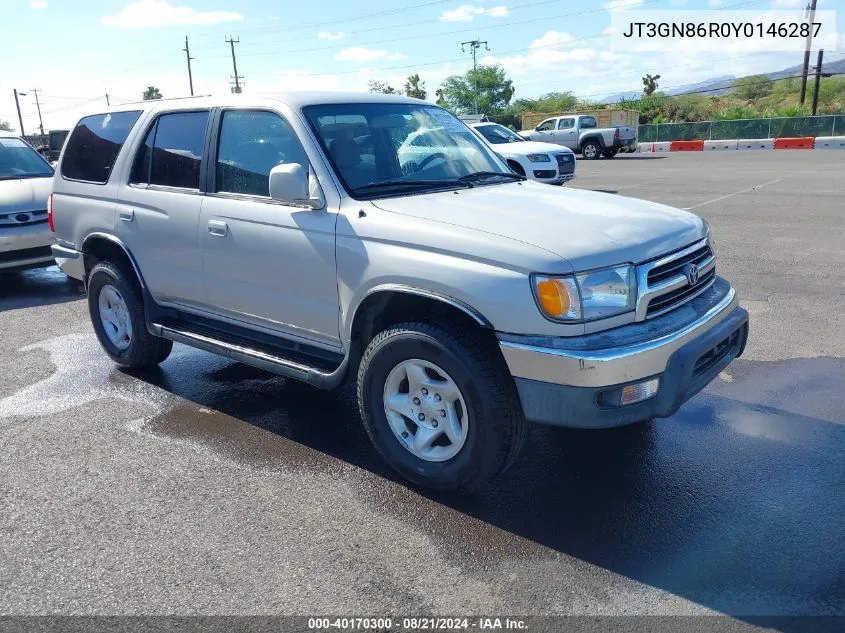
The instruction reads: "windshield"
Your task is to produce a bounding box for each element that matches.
[0,137,53,180]
[302,103,512,198]
[475,124,525,144]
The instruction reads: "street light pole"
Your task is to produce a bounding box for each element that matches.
[13,90,26,136]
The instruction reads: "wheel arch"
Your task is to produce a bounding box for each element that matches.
[579,134,605,151]
[81,233,146,291]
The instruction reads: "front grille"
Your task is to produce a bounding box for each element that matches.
[694,326,744,377]
[648,243,712,285]
[554,153,575,173]
[0,209,48,227]
[0,245,52,263]
[646,267,716,317]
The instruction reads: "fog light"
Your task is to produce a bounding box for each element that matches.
[598,378,660,408]
[620,378,660,406]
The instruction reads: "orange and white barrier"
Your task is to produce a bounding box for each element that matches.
[636,135,845,153]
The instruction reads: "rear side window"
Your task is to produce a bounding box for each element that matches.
[61,111,141,184]
[130,111,209,189]
[581,117,597,129]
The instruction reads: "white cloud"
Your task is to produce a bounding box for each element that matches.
[30,0,48,9]
[603,0,643,9]
[317,31,345,40]
[439,4,509,21]
[334,47,408,62]
[530,31,575,49]
[603,26,619,35]
[100,0,243,28]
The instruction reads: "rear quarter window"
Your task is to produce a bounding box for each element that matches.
[61,111,141,184]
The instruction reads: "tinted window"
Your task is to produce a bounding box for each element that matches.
[581,117,597,129]
[61,111,141,183]
[216,110,309,197]
[557,118,574,129]
[536,119,555,132]
[145,111,208,189]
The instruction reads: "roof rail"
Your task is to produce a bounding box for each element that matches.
[114,94,213,106]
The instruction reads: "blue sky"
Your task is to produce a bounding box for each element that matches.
[2,0,843,132]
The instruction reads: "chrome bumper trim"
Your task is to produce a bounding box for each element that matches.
[500,286,738,388]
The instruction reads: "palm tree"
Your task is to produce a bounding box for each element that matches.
[404,74,427,100]
[143,86,163,101]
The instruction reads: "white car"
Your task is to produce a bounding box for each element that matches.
[470,122,576,184]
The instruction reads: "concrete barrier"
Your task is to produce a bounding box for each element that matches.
[651,142,671,153]
[813,136,845,149]
[704,139,738,151]
[774,137,815,150]
[737,138,774,150]
[637,142,653,153]
[670,140,705,151]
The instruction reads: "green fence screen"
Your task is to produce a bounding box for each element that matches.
[638,115,844,142]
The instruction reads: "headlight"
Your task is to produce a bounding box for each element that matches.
[533,265,636,322]
[526,154,551,163]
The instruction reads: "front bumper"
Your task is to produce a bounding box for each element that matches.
[0,222,55,271]
[498,278,748,428]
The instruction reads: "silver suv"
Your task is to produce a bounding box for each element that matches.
[51,94,748,492]
[0,133,55,273]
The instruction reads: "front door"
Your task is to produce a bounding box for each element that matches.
[199,108,341,349]
[533,118,557,142]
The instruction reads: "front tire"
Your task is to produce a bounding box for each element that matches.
[507,160,526,177]
[87,262,172,368]
[581,140,601,160]
[357,321,526,494]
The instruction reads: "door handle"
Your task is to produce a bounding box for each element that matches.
[119,210,134,222]
[208,220,228,237]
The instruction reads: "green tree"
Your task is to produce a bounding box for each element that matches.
[0,119,13,132]
[368,80,399,94]
[731,75,773,100]
[642,73,661,96]
[438,64,514,115]
[403,74,427,100]
[434,88,448,108]
[143,86,163,101]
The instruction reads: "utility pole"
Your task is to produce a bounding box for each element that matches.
[183,36,195,96]
[461,39,489,114]
[31,88,45,144]
[106,94,110,106]
[811,49,825,115]
[799,0,818,105]
[226,35,243,94]
[13,90,25,136]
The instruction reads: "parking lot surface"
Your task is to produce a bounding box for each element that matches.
[1,152,843,619]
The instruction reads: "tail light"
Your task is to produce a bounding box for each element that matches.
[614,128,620,141]
[47,193,54,232]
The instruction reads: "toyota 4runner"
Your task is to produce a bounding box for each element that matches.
[50,94,748,493]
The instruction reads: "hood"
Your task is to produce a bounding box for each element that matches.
[496,140,573,158]
[0,177,53,214]
[371,181,705,272]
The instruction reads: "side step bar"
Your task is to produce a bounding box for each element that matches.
[152,324,349,390]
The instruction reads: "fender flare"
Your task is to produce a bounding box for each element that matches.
[81,232,148,290]
[579,134,605,151]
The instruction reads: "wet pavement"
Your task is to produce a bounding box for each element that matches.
[1,154,844,620]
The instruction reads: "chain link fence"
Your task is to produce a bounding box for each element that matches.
[638,115,845,142]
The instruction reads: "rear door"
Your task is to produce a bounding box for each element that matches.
[556,117,578,149]
[115,109,210,308]
[199,107,341,348]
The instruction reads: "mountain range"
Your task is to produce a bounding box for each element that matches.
[601,57,845,103]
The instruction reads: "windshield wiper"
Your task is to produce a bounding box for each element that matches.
[353,179,473,194]
[458,171,526,183]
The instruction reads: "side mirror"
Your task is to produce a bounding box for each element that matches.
[269,163,322,208]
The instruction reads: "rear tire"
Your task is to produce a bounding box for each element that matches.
[357,321,526,494]
[602,148,619,158]
[581,140,601,160]
[87,262,172,369]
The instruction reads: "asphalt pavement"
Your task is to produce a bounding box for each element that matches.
[0,152,843,623]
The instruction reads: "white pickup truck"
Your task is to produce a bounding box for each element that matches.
[520,114,637,160]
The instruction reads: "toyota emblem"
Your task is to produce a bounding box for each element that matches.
[684,263,699,286]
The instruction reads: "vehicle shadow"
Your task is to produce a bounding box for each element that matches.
[130,353,845,625]
[0,266,84,310]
